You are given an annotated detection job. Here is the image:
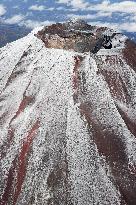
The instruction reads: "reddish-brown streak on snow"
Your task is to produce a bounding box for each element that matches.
[72,56,83,90]
[100,70,128,102]
[123,40,136,72]
[0,120,40,205]
[12,96,35,121]
[1,47,32,94]
[116,104,136,138]
[0,79,34,160]
[73,56,81,73]
[13,120,40,205]
[0,159,16,205]
[47,160,69,204]
[79,103,136,204]
[96,56,131,103]
[11,76,34,122]
[79,103,127,161]
[0,95,34,159]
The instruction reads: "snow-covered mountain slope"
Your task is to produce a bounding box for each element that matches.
[0,21,136,205]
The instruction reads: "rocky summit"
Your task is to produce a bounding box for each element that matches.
[0,20,136,205]
[36,19,123,53]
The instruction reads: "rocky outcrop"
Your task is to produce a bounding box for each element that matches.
[0,21,136,205]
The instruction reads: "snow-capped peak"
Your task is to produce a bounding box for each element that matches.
[0,21,136,205]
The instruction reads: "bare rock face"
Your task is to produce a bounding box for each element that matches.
[0,21,136,205]
[36,20,109,53]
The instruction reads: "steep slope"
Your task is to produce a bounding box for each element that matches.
[0,21,136,205]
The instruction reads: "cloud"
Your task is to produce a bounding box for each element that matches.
[88,0,136,14]
[57,0,89,9]
[89,21,136,32]
[67,13,96,20]
[57,0,136,14]
[46,7,55,11]
[4,14,25,24]
[120,22,136,32]
[130,15,136,21]
[67,11,112,20]
[89,21,119,31]
[0,4,6,16]
[21,18,136,32]
[12,5,19,9]
[21,19,55,29]
[29,4,45,11]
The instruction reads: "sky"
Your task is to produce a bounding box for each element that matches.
[0,0,136,34]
